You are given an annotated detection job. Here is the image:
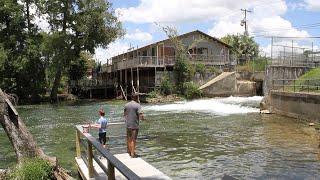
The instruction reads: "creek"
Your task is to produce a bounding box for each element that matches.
[0,97,319,179]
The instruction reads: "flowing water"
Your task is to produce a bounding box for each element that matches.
[0,97,319,179]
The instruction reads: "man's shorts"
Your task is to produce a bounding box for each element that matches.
[127,128,139,140]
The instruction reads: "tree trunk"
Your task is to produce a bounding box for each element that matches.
[0,89,47,162]
[0,88,72,179]
[50,64,62,103]
[50,0,69,103]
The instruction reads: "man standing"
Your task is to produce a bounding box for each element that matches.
[124,93,144,158]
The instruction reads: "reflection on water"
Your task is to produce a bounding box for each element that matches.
[0,97,319,179]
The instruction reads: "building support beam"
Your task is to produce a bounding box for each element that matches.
[154,67,157,91]
[137,67,139,93]
[125,69,127,96]
[131,68,134,95]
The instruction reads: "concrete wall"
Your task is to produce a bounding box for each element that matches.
[237,81,256,96]
[270,91,320,122]
[236,71,265,81]
[201,72,237,97]
[264,65,309,95]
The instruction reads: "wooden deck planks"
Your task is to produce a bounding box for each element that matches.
[75,154,171,180]
[113,153,171,180]
[75,157,107,180]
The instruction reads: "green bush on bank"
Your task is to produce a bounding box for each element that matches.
[147,89,158,98]
[160,73,174,95]
[7,158,54,180]
[183,82,202,99]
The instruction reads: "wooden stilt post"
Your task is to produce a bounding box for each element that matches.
[131,68,133,95]
[120,69,122,88]
[125,69,127,96]
[137,67,139,93]
[155,67,157,91]
[137,67,140,102]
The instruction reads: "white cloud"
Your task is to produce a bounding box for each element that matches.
[116,0,288,24]
[124,29,153,41]
[208,0,309,38]
[287,2,306,11]
[304,0,320,11]
[208,21,243,38]
[94,42,130,64]
[250,16,309,37]
[93,28,153,63]
[116,0,251,23]
[116,0,308,38]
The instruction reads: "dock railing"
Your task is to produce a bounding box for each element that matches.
[272,78,320,93]
[75,125,140,180]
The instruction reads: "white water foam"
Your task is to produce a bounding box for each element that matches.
[144,96,263,116]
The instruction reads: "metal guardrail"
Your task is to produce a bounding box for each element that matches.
[272,79,320,93]
[75,125,140,180]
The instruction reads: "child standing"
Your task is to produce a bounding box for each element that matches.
[91,109,108,148]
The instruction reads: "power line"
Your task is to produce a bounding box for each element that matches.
[251,22,320,35]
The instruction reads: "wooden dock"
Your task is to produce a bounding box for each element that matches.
[75,125,171,180]
[76,153,171,180]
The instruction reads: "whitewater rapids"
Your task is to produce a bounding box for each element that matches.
[144,96,263,116]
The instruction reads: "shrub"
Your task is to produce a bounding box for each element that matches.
[208,66,220,74]
[183,82,202,99]
[8,158,54,180]
[147,90,158,98]
[195,63,206,77]
[160,72,173,95]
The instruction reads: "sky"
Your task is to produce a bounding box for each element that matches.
[91,0,320,63]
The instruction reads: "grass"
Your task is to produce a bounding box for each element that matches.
[285,67,320,93]
[237,59,269,72]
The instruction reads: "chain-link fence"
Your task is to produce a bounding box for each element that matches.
[270,37,320,67]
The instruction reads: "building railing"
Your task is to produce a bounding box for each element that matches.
[75,125,140,180]
[272,78,320,93]
[104,54,230,72]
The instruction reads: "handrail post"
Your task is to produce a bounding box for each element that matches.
[307,79,310,92]
[107,160,115,180]
[76,130,81,158]
[293,79,295,92]
[88,141,94,178]
[282,79,284,91]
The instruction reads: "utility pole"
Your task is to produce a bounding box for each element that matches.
[240,8,252,36]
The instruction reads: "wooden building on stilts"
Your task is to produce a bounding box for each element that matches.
[98,30,232,99]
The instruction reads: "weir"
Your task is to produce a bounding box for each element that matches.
[75,124,171,180]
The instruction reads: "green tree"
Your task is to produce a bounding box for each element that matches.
[41,0,123,102]
[69,52,95,81]
[0,0,46,102]
[221,34,259,61]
